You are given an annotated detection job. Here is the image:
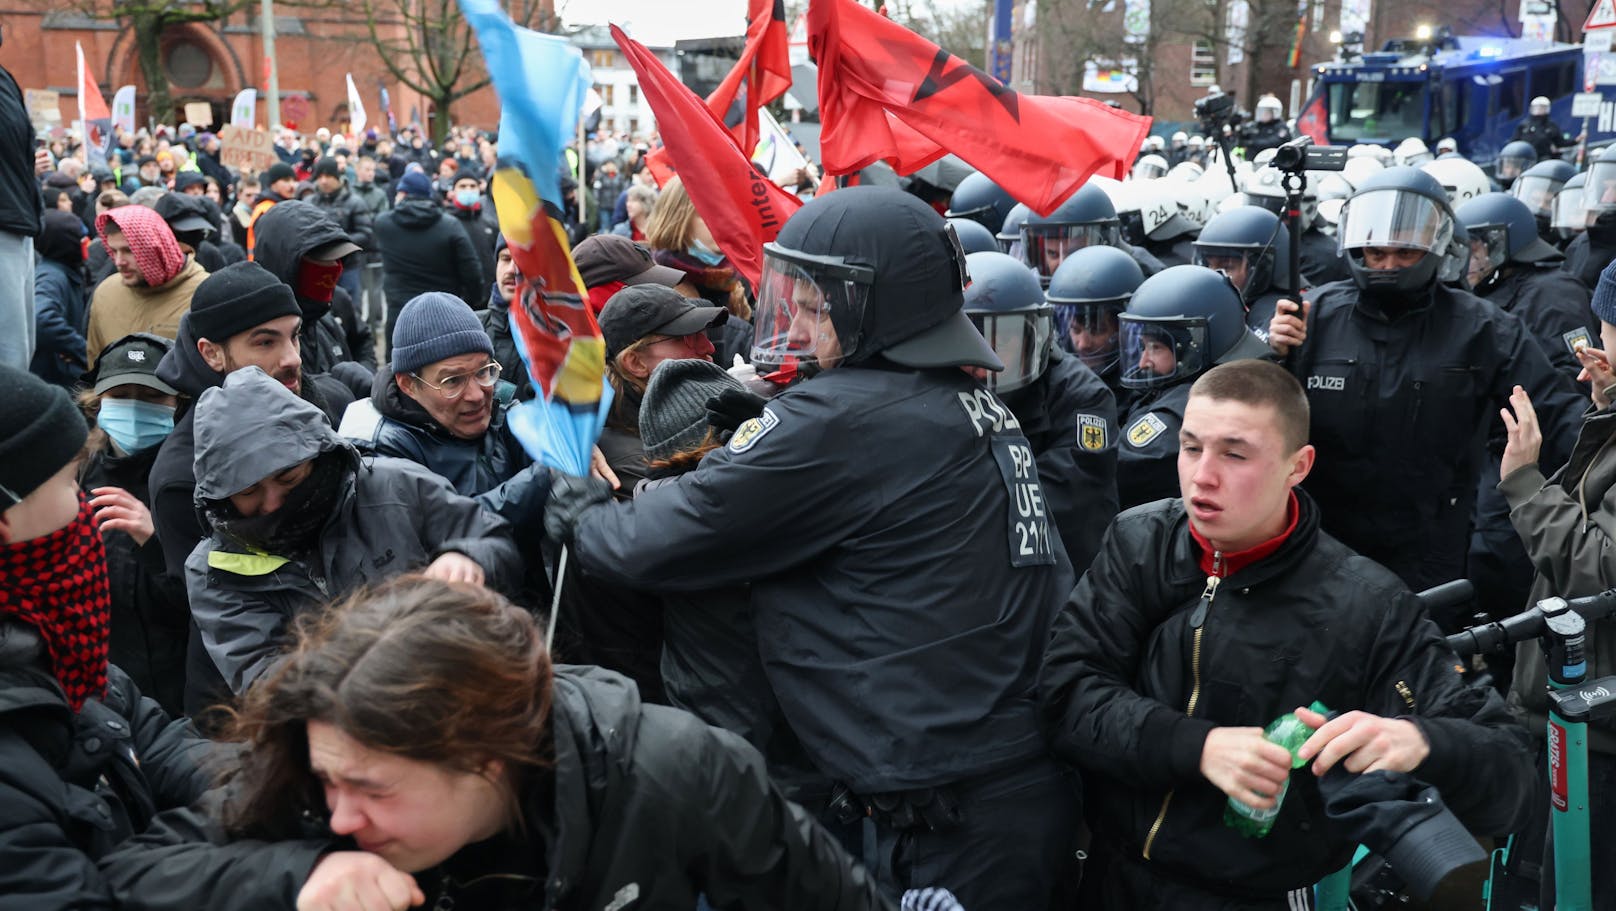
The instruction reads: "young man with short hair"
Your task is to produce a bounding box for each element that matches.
[1041,359,1536,909]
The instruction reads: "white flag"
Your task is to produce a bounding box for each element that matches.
[231,88,257,128]
[112,85,136,134]
[346,73,367,137]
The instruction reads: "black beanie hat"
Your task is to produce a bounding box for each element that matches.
[264,162,297,186]
[189,261,303,342]
[313,156,342,179]
[0,364,88,508]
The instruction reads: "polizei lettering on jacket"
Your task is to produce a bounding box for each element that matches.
[957,388,1022,437]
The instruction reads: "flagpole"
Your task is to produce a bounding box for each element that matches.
[546,545,568,649]
[576,113,587,229]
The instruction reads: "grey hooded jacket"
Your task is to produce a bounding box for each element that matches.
[185,367,520,693]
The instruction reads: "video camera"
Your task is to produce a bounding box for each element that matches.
[1193,92,1242,137]
[1271,136,1349,173]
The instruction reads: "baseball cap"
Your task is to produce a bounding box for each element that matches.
[574,234,687,290]
[154,192,214,235]
[90,333,180,395]
[599,285,726,360]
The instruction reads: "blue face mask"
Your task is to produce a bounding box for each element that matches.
[687,238,725,266]
[455,189,480,207]
[98,398,175,454]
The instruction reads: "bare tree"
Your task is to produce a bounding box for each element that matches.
[77,0,256,123]
[357,0,555,143]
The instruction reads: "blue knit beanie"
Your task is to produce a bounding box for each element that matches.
[1594,259,1616,327]
[390,292,494,375]
[398,169,434,199]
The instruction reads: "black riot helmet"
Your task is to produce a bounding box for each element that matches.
[1120,265,1271,390]
[1021,183,1122,286]
[1454,192,1563,292]
[1047,245,1144,376]
[752,186,1000,373]
[962,251,1054,393]
[1496,140,1537,184]
[1511,158,1575,226]
[945,172,1018,236]
[948,217,1001,255]
[1191,206,1292,304]
[1338,166,1456,297]
[998,202,1031,256]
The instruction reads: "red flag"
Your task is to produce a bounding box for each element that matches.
[705,0,792,159]
[644,146,676,188]
[613,24,802,292]
[809,0,1152,216]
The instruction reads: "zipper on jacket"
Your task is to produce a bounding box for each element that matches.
[1143,563,1222,859]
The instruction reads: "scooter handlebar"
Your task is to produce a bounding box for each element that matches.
[1445,590,1616,658]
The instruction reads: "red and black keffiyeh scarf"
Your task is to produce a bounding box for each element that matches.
[0,495,111,710]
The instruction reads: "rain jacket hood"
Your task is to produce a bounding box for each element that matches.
[192,366,346,501]
[250,200,354,319]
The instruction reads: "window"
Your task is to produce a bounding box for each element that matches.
[1497,70,1526,120]
[628,117,640,135]
[590,49,615,69]
[1326,80,1427,140]
[628,84,639,105]
[1530,61,1575,103]
[600,84,615,106]
[1190,40,1217,87]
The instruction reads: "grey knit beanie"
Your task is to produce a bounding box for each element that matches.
[639,358,745,462]
[1595,258,1616,327]
[391,292,494,375]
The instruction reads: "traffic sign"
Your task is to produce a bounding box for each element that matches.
[1575,92,1603,117]
[1589,30,1615,52]
[1587,0,1616,31]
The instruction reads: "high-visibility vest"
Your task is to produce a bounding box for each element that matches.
[245,198,277,260]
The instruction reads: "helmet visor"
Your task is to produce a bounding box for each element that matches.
[1119,315,1208,390]
[1496,155,1532,182]
[968,309,1052,393]
[1339,188,1454,254]
[1192,245,1272,300]
[1023,222,1122,278]
[1466,225,1508,287]
[1583,160,1616,213]
[1511,174,1562,220]
[1555,184,1591,232]
[750,247,871,370]
[1054,302,1125,371]
[1133,160,1167,180]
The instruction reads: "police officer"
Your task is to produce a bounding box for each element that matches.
[1048,245,1144,413]
[947,217,1000,255]
[1510,95,1576,160]
[965,250,1119,573]
[1022,183,1164,288]
[546,187,1078,910]
[1456,191,1596,652]
[1495,140,1538,190]
[1243,165,1349,286]
[1192,205,1294,337]
[1267,166,1585,608]
[1239,94,1292,156]
[1566,144,1616,291]
[1116,265,1273,509]
[944,172,1017,237]
[1512,158,1576,245]
[997,202,1030,259]
[1113,181,1199,267]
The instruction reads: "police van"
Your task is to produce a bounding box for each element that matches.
[1294,32,1595,166]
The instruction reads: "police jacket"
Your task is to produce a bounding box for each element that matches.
[572,361,1074,793]
[80,443,189,717]
[1003,346,1119,573]
[1291,280,1583,589]
[1502,405,1616,754]
[1299,229,1351,287]
[1039,493,1536,899]
[1512,115,1573,159]
[0,621,216,910]
[1562,220,1616,291]
[358,368,548,530]
[1117,381,1192,510]
[1482,263,1596,382]
[1240,120,1294,156]
[96,667,894,911]
[185,376,518,694]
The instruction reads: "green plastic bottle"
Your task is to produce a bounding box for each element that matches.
[1222,700,1330,838]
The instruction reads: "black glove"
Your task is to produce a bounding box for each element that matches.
[543,473,613,544]
[706,387,769,440]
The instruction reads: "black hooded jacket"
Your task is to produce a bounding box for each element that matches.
[147,317,353,715]
[250,200,376,384]
[1039,493,1535,900]
[95,667,893,911]
[0,63,41,238]
[373,198,485,328]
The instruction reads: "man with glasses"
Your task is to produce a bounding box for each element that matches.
[351,292,550,536]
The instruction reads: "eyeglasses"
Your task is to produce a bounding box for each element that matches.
[410,361,502,400]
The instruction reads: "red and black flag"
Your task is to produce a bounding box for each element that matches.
[705,0,793,158]
[808,0,1152,215]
